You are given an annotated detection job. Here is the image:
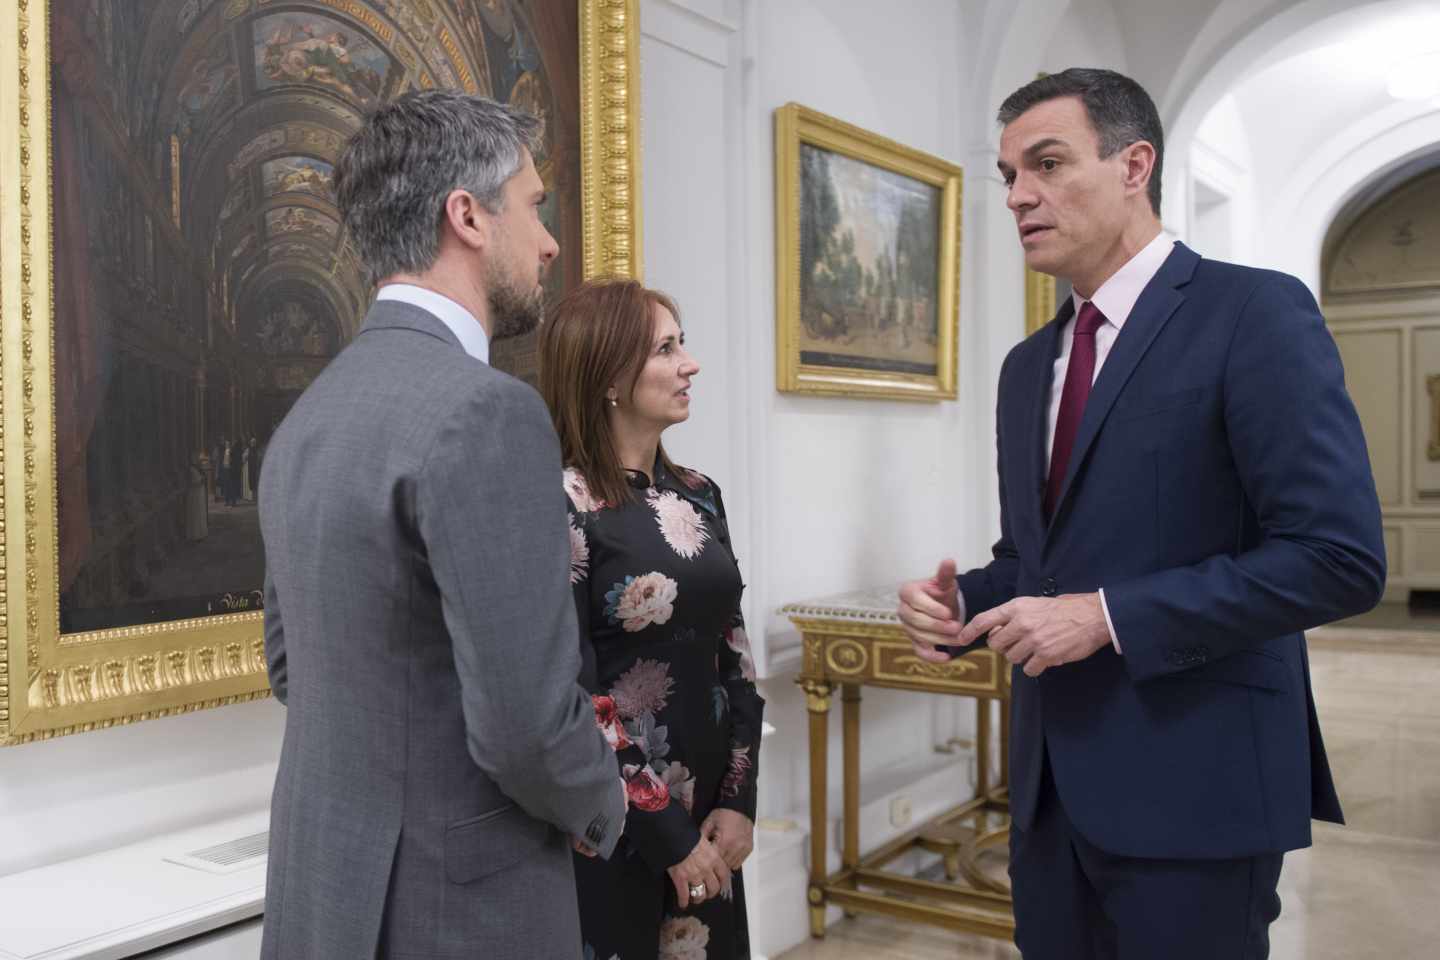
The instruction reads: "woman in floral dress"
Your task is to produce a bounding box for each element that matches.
[539,279,765,960]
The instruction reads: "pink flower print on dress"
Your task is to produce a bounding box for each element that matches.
[604,572,678,632]
[658,915,710,959]
[591,694,630,750]
[563,466,606,512]
[658,761,696,813]
[610,658,675,719]
[725,625,756,682]
[647,490,709,559]
[568,519,590,585]
[719,743,752,800]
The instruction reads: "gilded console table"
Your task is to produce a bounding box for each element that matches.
[783,587,1014,941]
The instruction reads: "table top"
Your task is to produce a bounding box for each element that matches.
[780,585,903,624]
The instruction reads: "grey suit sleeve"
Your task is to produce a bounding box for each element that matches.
[263,571,287,705]
[417,378,626,857]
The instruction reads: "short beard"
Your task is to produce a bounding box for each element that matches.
[487,263,545,342]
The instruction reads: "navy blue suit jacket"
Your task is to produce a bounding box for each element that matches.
[956,242,1385,860]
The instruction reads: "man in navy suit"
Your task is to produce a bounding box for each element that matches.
[898,68,1385,958]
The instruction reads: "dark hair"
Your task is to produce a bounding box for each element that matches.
[538,278,683,507]
[333,91,542,284]
[997,68,1164,215]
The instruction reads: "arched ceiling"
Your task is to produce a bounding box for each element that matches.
[86,0,558,336]
[1325,152,1440,257]
[1324,165,1440,295]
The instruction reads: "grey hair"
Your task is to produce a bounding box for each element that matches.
[997,68,1164,215]
[333,90,544,283]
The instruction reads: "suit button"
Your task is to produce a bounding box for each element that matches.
[1040,577,1057,597]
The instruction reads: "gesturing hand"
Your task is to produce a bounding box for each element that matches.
[667,836,731,909]
[960,593,1111,677]
[700,808,754,871]
[897,559,962,663]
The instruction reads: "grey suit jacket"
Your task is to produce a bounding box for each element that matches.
[259,300,624,959]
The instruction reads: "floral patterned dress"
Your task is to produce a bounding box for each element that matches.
[566,460,765,960]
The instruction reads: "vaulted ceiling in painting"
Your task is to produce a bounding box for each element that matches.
[65,0,562,350]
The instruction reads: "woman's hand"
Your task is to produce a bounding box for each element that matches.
[700,808,754,871]
[666,836,732,909]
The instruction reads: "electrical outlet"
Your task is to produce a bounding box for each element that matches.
[889,794,912,828]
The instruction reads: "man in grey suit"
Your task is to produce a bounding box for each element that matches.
[259,91,626,959]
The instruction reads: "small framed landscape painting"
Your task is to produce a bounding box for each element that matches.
[774,103,962,401]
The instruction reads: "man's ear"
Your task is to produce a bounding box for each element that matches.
[441,188,488,252]
[1121,141,1157,199]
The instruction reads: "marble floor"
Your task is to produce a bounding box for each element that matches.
[778,619,1440,959]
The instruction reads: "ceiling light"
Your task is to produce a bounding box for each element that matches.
[1388,51,1440,100]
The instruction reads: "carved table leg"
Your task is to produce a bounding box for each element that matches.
[802,678,834,938]
[842,684,861,869]
[841,684,861,918]
[977,697,991,800]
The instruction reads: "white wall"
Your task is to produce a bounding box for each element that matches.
[637,1,1001,953]
[637,1,1146,953]
[1042,0,1127,72]
[0,699,284,875]
[1188,93,1255,264]
[640,0,987,833]
[744,0,980,672]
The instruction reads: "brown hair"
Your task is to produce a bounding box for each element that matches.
[538,278,683,506]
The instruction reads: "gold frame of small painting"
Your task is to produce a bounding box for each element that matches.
[775,103,961,401]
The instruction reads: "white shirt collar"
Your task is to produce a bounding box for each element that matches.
[375,284,490,364]
[1070,230,1177,331]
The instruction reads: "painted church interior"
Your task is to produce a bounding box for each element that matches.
[2,0,1439,957]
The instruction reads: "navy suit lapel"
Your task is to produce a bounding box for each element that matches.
[1047,243,1200,534]
[1027,301,1070,533]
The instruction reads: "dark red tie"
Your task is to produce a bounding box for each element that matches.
[1045,301,1106,520]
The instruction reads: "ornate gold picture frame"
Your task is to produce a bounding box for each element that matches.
[775,103,961,401]
[1025,267,1055,337]
[0,0,642,746]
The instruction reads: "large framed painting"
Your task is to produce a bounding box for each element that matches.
[0,0,642,745]
[774,103,961,401]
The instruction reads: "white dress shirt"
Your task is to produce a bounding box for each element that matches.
[957,231,1177,655]
[1045,231,1176,472]
[375,284,490,364]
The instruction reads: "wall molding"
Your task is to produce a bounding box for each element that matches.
[641,0,737,66]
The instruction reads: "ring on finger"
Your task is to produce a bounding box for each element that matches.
[688,881,707,901]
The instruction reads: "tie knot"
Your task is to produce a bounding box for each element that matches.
[1074,301,1106,336]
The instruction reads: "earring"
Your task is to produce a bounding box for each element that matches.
[607,397,618,408]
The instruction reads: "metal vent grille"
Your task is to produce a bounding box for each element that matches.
[164,830,269,875]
